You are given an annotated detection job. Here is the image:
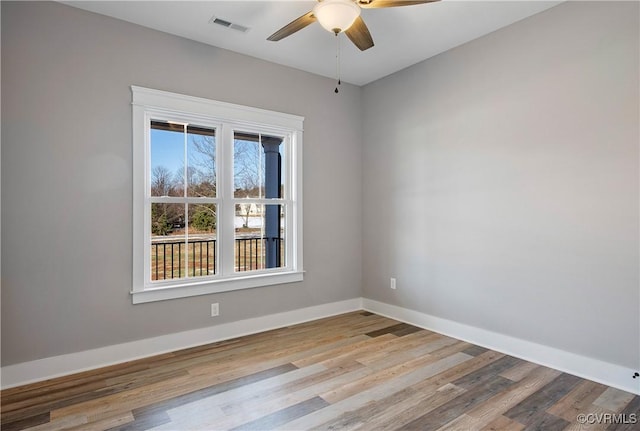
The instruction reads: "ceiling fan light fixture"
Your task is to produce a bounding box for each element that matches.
[313,0,361,34]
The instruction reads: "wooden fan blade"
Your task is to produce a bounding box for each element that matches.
[358,0,440,9]
[267,11,316,41]
[345,16,374,51]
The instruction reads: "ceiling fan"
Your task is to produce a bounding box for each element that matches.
[267,0,440,51]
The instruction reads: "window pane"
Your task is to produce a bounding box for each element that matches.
[187,125,216,198]
[234,132,284,199]
[187,203,217,277]
[150,203,186,281]
[234,204,285,272]
[150,121,184,197]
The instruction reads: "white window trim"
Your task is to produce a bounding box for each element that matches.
[131,86,304,304]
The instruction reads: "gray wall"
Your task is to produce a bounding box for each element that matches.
[1,1,363,366]
[362,1,639,369]
[3,0,638,374]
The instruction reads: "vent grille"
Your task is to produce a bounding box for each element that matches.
[209,16,250,33]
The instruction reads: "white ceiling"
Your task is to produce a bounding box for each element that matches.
[63,1,562,86]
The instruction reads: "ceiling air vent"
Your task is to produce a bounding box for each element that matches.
[209,16,250,33]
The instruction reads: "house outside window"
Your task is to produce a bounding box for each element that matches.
[131,87,304,304]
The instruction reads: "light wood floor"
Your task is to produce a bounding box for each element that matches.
[1,312,638,431]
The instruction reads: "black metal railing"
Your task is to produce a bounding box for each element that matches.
[151,237,283,281]
[235,237,283,272]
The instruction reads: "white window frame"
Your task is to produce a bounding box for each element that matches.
[131,86,304,304]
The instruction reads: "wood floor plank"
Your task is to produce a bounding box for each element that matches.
[0,355,172,403]
[504,372,583,425]
[463,345,490,357]
[435,365,561,430]
[500,362,541,382]
[144,403,224,431]
[1,368,189,425]
[196,358,372,430]
[316,382,467,431]
[480,415,526,431]
[452,355,525,389]
[320,351,513,431]
[145,369,323,431]
[352,330,442,366]
[50,361,297,422]
[365,322,421,338]
[434,413,484,431]
[291,333,398,368]
[320,350,457,403]
[282,352,474,430]
[3,315,367,417]
[217,362,362,417]
[359,334,464,370]
[390,323,424,337]
[163,362,334,422]
[114,409,171,431]
[593,387,637,412]
[0,412,50,431]
[67,412,135,431]
[521,412,569,431]
[211,366,374,429]
[20,414,88,431]
[229,396,329,431]
[116,363,300,430]
[2,312,638,431]
[547,380,609,422]
[606,395,640,431]
[402,375,515,430]
[561,405,616,431]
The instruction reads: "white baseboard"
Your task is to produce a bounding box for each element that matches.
[363,298,640,395]
[0,298,363,389]
[3,297,638,395]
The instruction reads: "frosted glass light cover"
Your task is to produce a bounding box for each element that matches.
[313,0,361,33]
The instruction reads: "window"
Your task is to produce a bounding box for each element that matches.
[132,87,303,303]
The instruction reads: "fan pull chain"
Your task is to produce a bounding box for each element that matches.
[335,33,341,94]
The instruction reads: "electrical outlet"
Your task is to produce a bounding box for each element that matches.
[390,278,396,290]
[211,303,220,317]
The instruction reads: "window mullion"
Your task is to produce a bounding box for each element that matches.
[183,124,189,279]
[220,124,236,276]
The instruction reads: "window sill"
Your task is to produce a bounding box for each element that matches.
[131,271,304,304]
